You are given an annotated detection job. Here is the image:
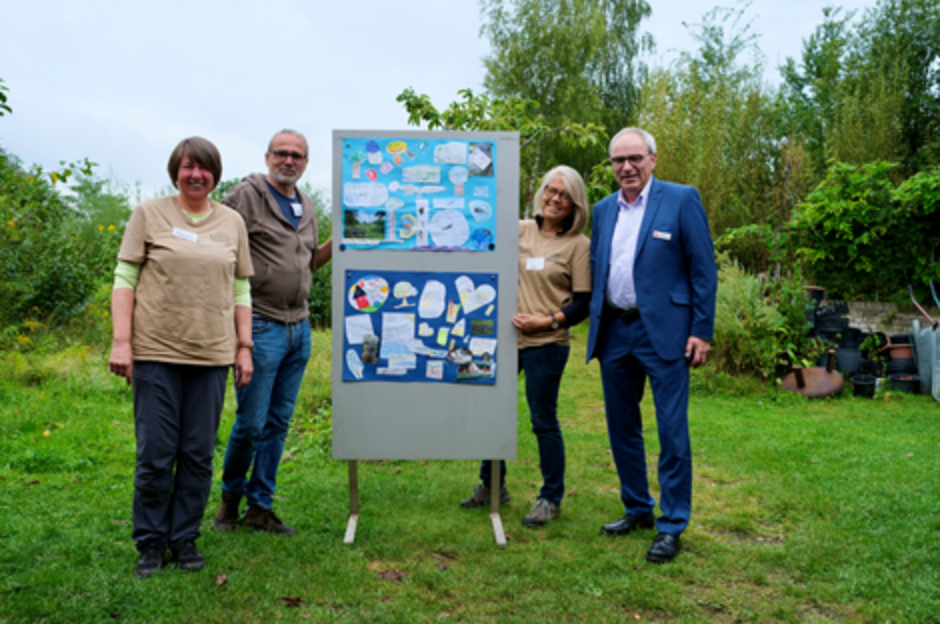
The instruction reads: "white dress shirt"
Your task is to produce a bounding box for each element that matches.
[606,179,652,310]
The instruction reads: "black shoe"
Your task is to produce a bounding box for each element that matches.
[646,533,681,563]
[601,512,655,536]
[135,545,166,579]
[171,541,206,572]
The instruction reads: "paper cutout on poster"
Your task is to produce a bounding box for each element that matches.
[387,354,417,369]
[402,165,441,184]
[393,281,417,307]
[382,313,415,346]
[366,140,383,164]
[345,314,375,345]
[463,284,496,314]
[469,337,498,355]
[455,275,475,306]
[452,319,466,337]
[433,142,468,164]
[446,301,460,324]
[348,276,389,312]
[429,210,470,247]
[469,200,492,222]
[346,349,364,379]
[469,143,494,176]
[426,361,444,380]
[419,280,446,318]
[418,322,433,337]
[344,183,388,207]
[377,367,408,376]
[433,198,465,210]
[348,152,366,179]
[436,327,450,346]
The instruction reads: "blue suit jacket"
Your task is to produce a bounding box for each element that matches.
[586,177,717,362]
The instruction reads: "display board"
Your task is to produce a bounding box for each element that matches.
[331,130,520,461]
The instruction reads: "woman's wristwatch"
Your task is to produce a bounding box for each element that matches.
[550,314,559,330]
[237,341,254,351]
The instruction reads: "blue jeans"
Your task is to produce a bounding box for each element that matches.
[479,343,570,504]
[221,316,311,509]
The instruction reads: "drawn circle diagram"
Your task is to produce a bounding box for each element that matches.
[348,276,389,313]
[399,213,417,239]
[429,210,470,248]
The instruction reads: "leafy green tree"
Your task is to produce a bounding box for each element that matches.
[0,78,11,116]
[479,0,652,174]
[397,87,605,212]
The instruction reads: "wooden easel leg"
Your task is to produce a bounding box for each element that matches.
[344,460,359,544]
[489,460,506,548]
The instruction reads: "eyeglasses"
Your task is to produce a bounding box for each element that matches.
[609,154,648,168]
[269,150,307,162]
[544,187,572,202]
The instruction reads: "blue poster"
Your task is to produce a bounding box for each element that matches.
[342,270,499,384]
[341,137,497,252]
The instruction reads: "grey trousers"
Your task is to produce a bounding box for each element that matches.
[131,361,227,552]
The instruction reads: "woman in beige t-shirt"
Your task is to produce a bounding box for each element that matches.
[108,137,254,579]
[460,166,592,528]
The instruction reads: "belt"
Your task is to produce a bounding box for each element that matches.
[605,303,640,323]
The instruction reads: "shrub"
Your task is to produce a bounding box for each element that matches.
[711,253,818,380]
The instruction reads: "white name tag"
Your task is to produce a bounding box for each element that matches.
[653,230,672,241]
[291,202,303,217]
[526,257,545,271]
[172,227,198,243]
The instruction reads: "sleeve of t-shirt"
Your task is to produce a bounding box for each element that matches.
[570,236,592,293]
[234,215,254,279]
[117,203,149,264]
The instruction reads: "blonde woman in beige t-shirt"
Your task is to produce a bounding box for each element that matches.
[460,165,592,528]
[108,137,254,579]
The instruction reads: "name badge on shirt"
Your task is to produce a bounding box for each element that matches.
[526,257,545,271]
[172,227,198,243]
[291,202,303,218]
[653,230,672,241]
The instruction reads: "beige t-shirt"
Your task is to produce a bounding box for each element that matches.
[118,196,254,366]
[517,220,591,349]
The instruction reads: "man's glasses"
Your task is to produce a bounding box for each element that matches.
[609,154,648,167]
[270,150,307,161]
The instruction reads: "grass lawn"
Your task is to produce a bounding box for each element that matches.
[1,327,938,623]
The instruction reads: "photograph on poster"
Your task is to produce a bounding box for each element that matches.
[342,270,499,384]
[341,137,498,251]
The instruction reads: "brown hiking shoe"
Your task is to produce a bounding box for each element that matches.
[522,498,560,528]
[245,505,296,536]
[213,491,241,532]
[460,483,511,509]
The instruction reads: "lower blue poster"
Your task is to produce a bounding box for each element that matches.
[342,270,499,384]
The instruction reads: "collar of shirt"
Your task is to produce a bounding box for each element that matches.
[618,177,653,212]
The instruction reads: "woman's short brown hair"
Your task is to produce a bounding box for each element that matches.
[532,165,589,235]
[167,136,222,190]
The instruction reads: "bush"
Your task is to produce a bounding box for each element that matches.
[710,253,819,380]
[304,186,333,329]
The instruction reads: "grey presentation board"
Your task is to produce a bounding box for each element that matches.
[331,130,520,460]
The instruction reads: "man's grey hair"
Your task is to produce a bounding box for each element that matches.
[268,129,309,156]
[609,128,657,156]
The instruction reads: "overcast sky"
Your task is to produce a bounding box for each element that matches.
[0,0,877,199]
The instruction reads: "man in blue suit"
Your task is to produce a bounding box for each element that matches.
[587,127,717,563]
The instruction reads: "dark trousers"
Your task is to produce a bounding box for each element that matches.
[479,343,570,504]
[131,361,227,551]
[596,309,692,536]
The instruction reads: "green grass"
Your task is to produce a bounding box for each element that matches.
[1,326,938,622]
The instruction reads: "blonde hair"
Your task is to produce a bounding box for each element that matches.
[532,165,589,234]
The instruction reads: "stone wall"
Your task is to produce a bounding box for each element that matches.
[835,301,940,335]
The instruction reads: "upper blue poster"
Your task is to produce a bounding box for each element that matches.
[341,137,497,252]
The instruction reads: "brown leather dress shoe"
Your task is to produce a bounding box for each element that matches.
[600,512,655,536]
[646,533,681,563]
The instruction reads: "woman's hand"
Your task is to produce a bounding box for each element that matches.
[512,313,551,335]
[234,347,253,389]
[109,340,134,385]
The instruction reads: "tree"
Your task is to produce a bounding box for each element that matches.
[0,78,11,117]
[397,87,605,212]
[479,0,652,172]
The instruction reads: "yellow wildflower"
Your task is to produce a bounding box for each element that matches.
[108,224,115,232]
[98,224,104,231]
[16,334,33,347]
[6,220,14,228]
